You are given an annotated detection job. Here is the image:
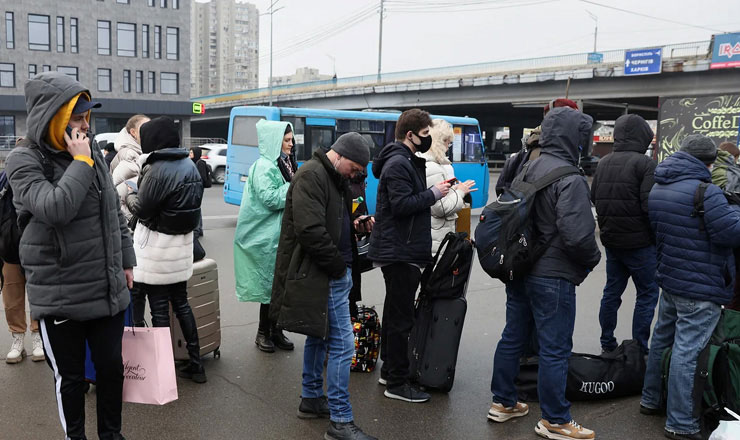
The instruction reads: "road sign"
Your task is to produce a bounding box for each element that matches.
[587,52,603,64]
[192,102,204,114]
[711,32,740,69]
[624,48,662,76]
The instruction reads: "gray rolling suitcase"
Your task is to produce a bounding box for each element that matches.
[170,258,222,360]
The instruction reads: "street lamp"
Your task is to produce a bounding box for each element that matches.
[262,0,284,106]
[586,10,598,53]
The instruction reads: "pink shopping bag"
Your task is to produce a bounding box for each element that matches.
[121,326,178,405]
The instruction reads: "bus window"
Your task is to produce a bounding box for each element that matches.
[232,116,264,146]
[281,116,306,159]
[337,119,385,160]
[463,126,484,162]
[303,126,335,160]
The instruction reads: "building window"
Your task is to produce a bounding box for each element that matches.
[0,116,15,138]
[57,66,78,81]
[0,63,15,88]
[148,71,155,94]
[123,69,131,93]
[154,26,161,59]
[97,21,111,55]
[5,12,14,49]
[135,70,143,93]
[148,0,155,6]
[97,68,111,92]
[70,18,78,53]
[173,0,179,9]
[116,0,130,3]
[142,24,149,58]
[28,64,36,79]
[160,72,178,95]
[28,15,50,51]
[56,17,64,52]
[166,27,178,60]
[116,22,136,57]
[42,65,51,72]
[161,0,167,8]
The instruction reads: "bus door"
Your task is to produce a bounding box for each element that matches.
[225,107,279,205]
[450,125,489,208]
[299,117,336,164]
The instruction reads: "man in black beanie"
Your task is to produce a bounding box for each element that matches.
[125,116,207,383]
[642,134,740,439]
[271,132,378,440]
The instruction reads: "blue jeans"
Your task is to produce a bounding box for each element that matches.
[491,275,576,424]
[302,269,355,423]
[641,291,721,435]
[600,245,659,352]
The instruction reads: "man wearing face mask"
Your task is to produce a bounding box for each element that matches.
[368,108,451,403]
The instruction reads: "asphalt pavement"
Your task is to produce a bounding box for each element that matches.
[0,175,668,440]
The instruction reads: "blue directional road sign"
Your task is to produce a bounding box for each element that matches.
[624,48,663,76]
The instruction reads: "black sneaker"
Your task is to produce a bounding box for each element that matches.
[384,383,430,403]
[271,328,295,351]
[297,396,330,419]
[639,404,662,416]
[178,363,207,384]
[324,421,377,440]
[663,429,702,440]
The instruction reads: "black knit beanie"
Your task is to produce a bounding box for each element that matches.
[140,116,180,154]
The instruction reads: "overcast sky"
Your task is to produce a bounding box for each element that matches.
[200,0,740,88]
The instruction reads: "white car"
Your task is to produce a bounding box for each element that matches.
[200,143,227,184]
[93,132,118,151]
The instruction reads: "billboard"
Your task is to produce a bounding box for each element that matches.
[657,94,740,162]
[711,32,740,69]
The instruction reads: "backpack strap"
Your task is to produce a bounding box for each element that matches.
[531,166,582,192]
[691,182,709,233]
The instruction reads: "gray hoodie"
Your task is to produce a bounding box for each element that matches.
[5,72,135,321]
[523,107,601,285]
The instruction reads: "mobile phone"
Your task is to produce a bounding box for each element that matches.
[65,126,73,138]
[443,177,458,185]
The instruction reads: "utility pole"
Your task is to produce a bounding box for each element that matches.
[587,10,598,53]
[377,0,384,83]
[267,0,283,106]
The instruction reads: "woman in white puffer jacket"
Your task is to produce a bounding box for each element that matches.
[110,114,150,223]
[418,119,476,253]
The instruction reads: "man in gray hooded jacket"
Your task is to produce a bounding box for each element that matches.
[488,107,601,440]
[6,72,134,440]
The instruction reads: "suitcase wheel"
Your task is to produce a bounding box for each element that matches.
[214,347,221,359]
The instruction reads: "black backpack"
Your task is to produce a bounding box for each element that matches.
[475,164,580,283]
[0,171,21,264]
[420,232,474,299]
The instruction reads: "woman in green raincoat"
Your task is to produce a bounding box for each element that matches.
[234,120,297,353]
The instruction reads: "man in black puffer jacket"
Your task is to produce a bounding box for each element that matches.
[591,114,658,354]
[125,116,206,383]
[368,108,451,404]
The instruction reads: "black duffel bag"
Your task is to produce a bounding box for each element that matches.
[515,339,646,402]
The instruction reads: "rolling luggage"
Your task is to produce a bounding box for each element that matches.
[408,232,474,392]
[170,258,221,360]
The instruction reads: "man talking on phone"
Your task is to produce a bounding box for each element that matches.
[6,72,135,440]
[368,108,451,403]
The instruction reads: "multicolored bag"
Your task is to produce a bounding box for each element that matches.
[351,306,381,373]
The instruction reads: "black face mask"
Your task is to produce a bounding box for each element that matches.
[412,132,432,153]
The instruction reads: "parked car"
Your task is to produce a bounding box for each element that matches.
[200,143,227,184]
[93,132,118,153]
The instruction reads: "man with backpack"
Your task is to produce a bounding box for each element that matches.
[590,114,658,354]
[640,135,740,440]
[6,71,134,440]
[487,106,601,440]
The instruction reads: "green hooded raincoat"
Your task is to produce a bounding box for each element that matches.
[234,120,293,303]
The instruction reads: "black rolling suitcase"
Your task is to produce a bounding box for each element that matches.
[408,232,474,392]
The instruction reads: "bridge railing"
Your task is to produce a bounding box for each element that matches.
[194,40,712,105]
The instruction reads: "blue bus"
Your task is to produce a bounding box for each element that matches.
[224,106,489,213]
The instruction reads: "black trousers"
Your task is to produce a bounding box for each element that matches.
[380,263,422,388]
[39,311,125,440]
[136,281,202,367]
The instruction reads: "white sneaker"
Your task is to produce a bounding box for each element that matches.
[31,332,45,362]
[6,332,26,364]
